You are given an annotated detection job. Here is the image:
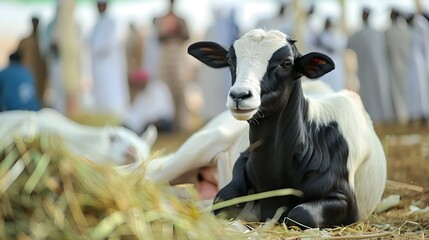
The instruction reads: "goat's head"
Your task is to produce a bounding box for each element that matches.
[188,29,335,121]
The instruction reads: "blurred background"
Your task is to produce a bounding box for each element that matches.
[0,0,428,134]
[1,3,429,236]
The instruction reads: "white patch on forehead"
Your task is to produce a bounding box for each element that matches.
[233,29,292,88]
[226,29,293,120]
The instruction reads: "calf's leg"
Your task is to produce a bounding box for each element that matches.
[286,195,358,228]
[213,150,259,220]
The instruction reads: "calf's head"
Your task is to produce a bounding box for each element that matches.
[188,29,335,121]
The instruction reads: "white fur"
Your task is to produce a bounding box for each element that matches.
[0,109,152,167]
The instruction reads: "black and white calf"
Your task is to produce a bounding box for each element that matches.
[188,29,386,228]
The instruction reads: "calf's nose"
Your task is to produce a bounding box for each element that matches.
[229,89,252,102]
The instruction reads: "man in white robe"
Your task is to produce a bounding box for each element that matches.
[405,13,429,122]
[347,7,394,124]
[90,0,129,119]
[385,9,410,124]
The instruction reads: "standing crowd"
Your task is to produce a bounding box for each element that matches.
[313,5,429,126]
[348,7,429,125]
[1,0,429,136]
[255,2,429,126]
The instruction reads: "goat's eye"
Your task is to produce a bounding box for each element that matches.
[227,58,232,66]
[282,60,293,69]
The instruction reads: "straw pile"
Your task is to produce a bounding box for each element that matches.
[1,131,428,239]
[0,133,243,239]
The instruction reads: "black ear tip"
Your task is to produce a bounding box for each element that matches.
[187,43,196,54]
[326,58,335,70]
[187,46,193,55]
[327,57,335,68]
[187,43,201,57]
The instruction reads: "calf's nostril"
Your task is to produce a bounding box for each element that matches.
[229,90,252,101]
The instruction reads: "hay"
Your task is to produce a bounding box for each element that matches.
[1,130,428,239]
[0,133,245,239]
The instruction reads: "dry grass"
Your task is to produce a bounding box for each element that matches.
[0,123,428,239]
[0,133,243,239]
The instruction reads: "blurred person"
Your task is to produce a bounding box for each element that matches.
[40,3,66,114]
[405,12,429,123]
[314,17,347,91]
[122,69,174,135]
[301,4,318,52]
[126,23,144,82]
[347,7,394,124]
[90,0,130,119]
[0,51,40,112]
[255,0,295,36]
[196,7,239,122]
[385,8,410,124]
[153,0,190,131]
[17,16,47,104]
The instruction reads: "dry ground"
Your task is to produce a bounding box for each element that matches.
[375,123,429,189]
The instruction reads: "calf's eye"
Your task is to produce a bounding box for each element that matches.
[282,60,293,69]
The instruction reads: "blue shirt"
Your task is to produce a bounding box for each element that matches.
[0,62,40,111]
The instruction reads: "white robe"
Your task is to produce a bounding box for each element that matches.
[90,13,129,118]
[347,25,395,123]
[385,19,410,123]
[406,15,429,120]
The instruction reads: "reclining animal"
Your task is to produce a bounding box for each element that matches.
[187,29,387,228]
[0,108,155,167]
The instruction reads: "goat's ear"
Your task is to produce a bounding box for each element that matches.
[295,52,335,79]
[188,41,229,68]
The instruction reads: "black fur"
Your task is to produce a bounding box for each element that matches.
[214,82,358,227]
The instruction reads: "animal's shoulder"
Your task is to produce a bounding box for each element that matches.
[307,90,371,126]
[316,90,363,106]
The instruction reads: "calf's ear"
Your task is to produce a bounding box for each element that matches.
[188,41,229,68]
[295,52,335,79]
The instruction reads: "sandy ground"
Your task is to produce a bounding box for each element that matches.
[375,123,429,189]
